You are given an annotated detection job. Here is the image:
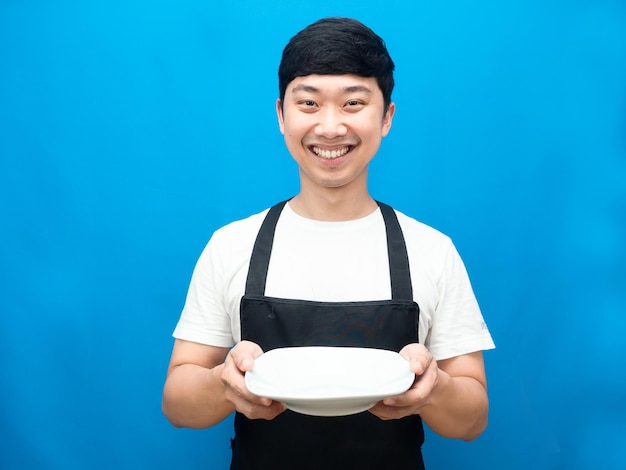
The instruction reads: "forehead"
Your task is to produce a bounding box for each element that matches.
[286,74,382,97]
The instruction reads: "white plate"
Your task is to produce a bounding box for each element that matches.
[245,346,414,417]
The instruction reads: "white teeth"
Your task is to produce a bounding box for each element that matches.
[313,146,350,159]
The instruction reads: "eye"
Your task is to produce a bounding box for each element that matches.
[344,99,365,111]
[296,99,319,113]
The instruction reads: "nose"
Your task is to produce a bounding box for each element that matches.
[315,107,348,138]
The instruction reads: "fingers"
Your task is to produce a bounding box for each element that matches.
[229,340,264,373]
[222,341,266,404]
[399,343,433,376]
[235,396,287,420]
[369,344,439,420]
[221,341,287,420]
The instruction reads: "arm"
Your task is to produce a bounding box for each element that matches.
[162,339,232,428]
[369,347,488,441]
[162,339,285,429]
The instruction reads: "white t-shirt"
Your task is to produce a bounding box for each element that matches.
[173,203,495,360]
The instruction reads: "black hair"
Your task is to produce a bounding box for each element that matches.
[278,17,395,110]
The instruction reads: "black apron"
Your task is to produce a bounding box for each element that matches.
[230,200,425,470]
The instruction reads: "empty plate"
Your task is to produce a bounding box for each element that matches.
[245,346,414,417]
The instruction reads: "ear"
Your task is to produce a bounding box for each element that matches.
[276,99,285,135]
[381,102,396,137]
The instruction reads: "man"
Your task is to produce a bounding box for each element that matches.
[162,17,495,469]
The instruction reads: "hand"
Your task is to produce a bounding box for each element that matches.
[220,341,286,420]
[369,343,439,420]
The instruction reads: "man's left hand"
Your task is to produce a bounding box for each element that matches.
[369,343,439,420]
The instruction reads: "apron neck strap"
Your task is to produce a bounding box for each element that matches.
[244,199,413,300]
[245,199,288,297]
[376,201,414,300]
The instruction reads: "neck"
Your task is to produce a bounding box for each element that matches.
[289,187,378,221]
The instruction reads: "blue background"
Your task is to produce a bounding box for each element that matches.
[1,1,625,469]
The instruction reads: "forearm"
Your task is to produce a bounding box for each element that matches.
[162,362,234,429]
[419,369,489,441]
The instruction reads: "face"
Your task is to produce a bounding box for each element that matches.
[277,74,395,193]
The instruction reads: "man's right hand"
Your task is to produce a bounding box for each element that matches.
[220,340,287,420]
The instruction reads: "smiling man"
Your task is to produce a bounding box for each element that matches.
[162,17,495,470]
[278,74,393,217]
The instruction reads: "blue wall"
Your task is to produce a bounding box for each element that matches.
[1,1,625,469]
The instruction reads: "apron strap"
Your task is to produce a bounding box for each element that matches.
[244,199,413,301]
[376,201,414,301]
[245,199,289,296]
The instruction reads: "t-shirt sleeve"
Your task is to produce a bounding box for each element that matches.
[425,241,495,360]
[172,232,236,347]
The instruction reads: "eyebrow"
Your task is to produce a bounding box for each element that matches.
[290,84,373,95]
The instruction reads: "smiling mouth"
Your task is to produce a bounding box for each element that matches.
[311,145,352,159]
